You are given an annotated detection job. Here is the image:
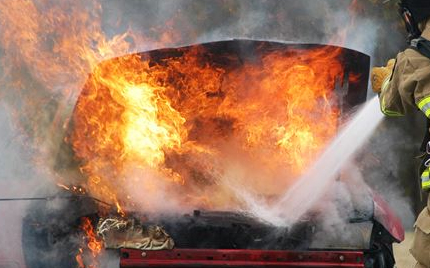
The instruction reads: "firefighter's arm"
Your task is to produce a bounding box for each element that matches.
[376,51,418,117]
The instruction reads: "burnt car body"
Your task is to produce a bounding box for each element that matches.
[19,40,404,268]
[21,188,403,268]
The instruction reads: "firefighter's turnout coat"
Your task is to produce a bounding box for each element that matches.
[380,23,430,190]
[379,21,430,268]
[380,28,430,120]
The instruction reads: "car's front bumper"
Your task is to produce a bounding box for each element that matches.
[120,248,365,268]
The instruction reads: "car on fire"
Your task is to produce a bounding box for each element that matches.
[17,40,404,268]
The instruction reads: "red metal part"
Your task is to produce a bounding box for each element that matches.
[120,249,365,268]
[373,192,405,243]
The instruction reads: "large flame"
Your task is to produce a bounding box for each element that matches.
[76,217,103,268]
[0,0,360,214]
[70,45,344,212]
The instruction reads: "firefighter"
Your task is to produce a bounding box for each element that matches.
[371,1,430,267]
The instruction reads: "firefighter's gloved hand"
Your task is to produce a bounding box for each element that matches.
[371,59,395,93]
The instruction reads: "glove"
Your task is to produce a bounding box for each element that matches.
[371,59,395,93]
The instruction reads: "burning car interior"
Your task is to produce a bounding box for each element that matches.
[17,40,405,268]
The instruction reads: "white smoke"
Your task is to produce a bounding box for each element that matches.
[0,102,57,265]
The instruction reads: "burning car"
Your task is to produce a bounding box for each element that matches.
[20,40,404,268]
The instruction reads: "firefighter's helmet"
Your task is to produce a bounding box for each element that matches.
[399,0,430,42]
[399,0,430,23]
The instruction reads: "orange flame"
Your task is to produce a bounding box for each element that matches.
[77,217,103,268]
[71,45,344,211]
[0,0,354,213]
[76,248,85,268]
[0,0,175,161]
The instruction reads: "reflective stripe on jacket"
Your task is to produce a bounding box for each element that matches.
[422,169,430,190]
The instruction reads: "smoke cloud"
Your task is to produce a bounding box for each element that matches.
[0,0,416,267]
